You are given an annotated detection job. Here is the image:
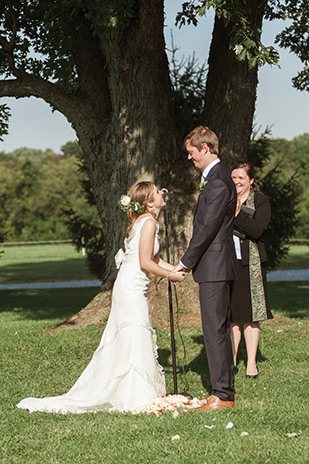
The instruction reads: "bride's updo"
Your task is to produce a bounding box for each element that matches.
[127,181,155,227]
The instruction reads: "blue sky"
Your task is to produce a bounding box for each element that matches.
[1,2,308,153]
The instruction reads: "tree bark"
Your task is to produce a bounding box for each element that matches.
[203,1,266,166]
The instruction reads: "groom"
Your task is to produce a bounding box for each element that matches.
[175,126,237,410]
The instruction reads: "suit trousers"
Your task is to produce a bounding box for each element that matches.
[199,281,235,401]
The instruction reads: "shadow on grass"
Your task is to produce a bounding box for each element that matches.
[268,281,309,319]
[186,335,212,394]
[0,259,93,284]
[0,288,99,321]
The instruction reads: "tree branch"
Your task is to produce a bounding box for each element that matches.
[0,74,79,117]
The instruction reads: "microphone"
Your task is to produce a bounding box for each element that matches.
[162,188,169,201]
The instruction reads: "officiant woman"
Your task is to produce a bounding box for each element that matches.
[230,161,273,379]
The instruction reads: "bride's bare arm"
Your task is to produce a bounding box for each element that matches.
[139,219,184,282]
[153,256,174,271]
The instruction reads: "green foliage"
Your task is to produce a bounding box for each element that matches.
[168,35,207,142]
[0,0,138,89]
[0,146,88,241]
[275,0,309,91]
[247,131,303,269]
[60,144,106,280]
[176,1,284,68]
[63,206,106,280]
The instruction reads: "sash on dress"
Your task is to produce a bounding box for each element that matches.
[115,249,125,269]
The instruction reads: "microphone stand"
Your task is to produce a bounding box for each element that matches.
[162,192,178,395]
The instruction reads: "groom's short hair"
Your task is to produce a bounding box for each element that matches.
[184,126,219,155]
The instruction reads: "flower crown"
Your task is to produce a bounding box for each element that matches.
[120,194,144,213]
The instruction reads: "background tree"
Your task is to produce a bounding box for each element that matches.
[0,147,89,241]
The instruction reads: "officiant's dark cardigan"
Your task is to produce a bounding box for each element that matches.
[231,191,273,322]
[233,192,270,265]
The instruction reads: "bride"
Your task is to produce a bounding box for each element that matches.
[17,181,185,414]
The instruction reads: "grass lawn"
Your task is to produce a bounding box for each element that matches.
[0,282,308,464]
[0,243,308,462]
[0,243,94,284]
[278,245,309,271]
[0,243,308,286]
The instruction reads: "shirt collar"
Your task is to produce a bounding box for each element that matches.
[202,158,220,180]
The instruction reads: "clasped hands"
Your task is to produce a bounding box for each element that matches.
[168,263,190,283]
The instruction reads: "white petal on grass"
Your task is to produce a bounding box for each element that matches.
[204,425,215,429]
[171,434,180,441]
[285,431,302,438]
[226,422,234,429]
[240,432,249,437]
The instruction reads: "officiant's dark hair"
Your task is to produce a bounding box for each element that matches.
[231,161,260,192]
[127,181,156,229]
[184,126,219,155]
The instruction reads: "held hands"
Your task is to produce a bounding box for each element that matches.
[166,262,190,283]
[167,270,186,283]
[173,263,188,273]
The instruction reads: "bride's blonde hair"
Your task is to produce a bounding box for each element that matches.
[127,181,156,230]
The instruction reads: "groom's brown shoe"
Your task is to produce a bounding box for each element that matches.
[200,394,235,410]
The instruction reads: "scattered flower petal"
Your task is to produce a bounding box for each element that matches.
[171,434,180,441]
[277,329,283,333]
[240,432,248,437]
[285,431,301,438]
[134,394,207,415]
[204,425,215,429]
[226,422,234,429]
[173,410,180,419]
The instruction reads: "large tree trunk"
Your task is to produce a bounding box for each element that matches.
[203,1,266,166]
[48,1,195,330]
[66,1,180,286]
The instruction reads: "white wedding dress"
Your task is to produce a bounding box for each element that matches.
[17,216,166,414]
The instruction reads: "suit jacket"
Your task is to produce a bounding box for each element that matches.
[233,191,271,265]
[181,162,238,283]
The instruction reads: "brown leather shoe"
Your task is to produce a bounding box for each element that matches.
[200,395,235,410]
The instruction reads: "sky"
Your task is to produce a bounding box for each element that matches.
[0,1,308,154]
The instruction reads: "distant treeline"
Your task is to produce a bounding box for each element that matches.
[0,142,100,242]
[0,135,308,243]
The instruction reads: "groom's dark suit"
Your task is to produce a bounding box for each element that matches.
[181,161,237,401]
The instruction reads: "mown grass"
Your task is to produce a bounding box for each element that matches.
[0,282,308,464]
[0,243,308,463]
[278,245,309,271]
[0,243,308,286]
[0,243,94,284]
